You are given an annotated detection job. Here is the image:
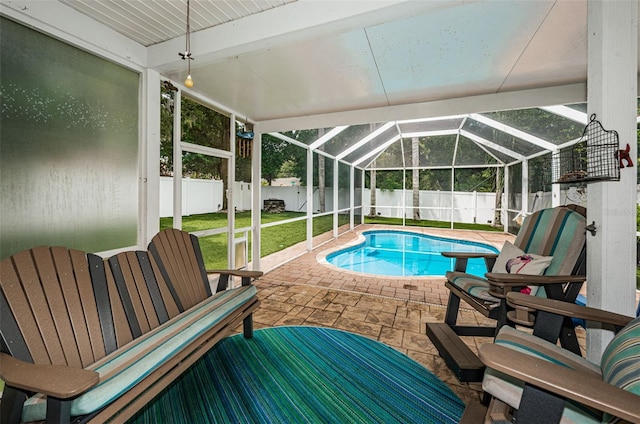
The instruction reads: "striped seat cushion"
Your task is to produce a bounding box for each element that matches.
[514,207,586,278]
[449,273,500,302]
[450,207,586,303]
[21,285,257,423]
[600,316,640,423]
[482,326,602,424]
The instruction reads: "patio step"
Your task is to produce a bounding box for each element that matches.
[426,322,485,382]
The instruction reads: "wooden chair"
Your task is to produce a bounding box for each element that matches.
[465,291,640,424]
[426,206,587,381]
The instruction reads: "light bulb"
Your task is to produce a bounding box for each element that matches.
[184,74,194,88]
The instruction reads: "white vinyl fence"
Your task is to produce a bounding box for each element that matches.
[161,179,640,224]
[159,178,253,217]
[260,186,496,224]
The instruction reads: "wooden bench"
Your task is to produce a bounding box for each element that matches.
[0,229,261,424]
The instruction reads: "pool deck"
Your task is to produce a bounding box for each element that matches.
[251,224,519,404]
[261,224,514,304]
[247,224,637,407]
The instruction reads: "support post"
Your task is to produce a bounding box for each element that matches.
[251,128,262,271]
[586,0,638,361]
[228,113,236,269]
[333,158,339,238]
[142,70,161,245]
[173,90,182,229]
[306,148,313,251]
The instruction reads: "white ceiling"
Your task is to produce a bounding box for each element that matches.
[10,1,640,131]
[161,0,592,123]
[58,0,296,47]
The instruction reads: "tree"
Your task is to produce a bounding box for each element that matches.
[261,135,294,185]
[160,85,175,176]
[284,129,318,186]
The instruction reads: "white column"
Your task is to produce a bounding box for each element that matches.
[551,171,561,207]
[333,158,339,237]
[306,148,314,251]
[361,169,366,225]
[586,0,638,361]
[350,165,355,230]
[521,159,529,214]
[504,166,510,232]
[228,113,236,269]
[401,168,406,225]
[449,169,454,229]
[251,129,262,271]
[141,69,161,245]
[173,90,182,229]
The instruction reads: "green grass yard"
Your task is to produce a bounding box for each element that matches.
[160,212,640,290]
[162,212,640,290]
[161,212,499,269]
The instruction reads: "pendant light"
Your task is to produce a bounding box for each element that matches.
[179,0,194,88]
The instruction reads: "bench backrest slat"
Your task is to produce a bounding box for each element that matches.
[107,251,168,337]
[158,230,199,307]
[137,251,170,324]
[89,253,118,356]
[148,253,182,319]
[0,287,33,362]
[52,247,98,367]
[148,229,211,311]
[17,248,77,366]
[78,252,107,364]
[104,265,135,350]
[120,251,159,330]
[0,256,46,363]
[108,255,145,338]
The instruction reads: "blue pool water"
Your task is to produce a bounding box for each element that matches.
[326,230,499,277]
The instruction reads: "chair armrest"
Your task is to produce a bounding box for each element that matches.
[207,269,263,279]
[442,252,499,260]
[0,353,99,399]
[209,269,263,290]
[506,292,634,328]
[485,273,586,300]
[485,273,586,287]
[478,344,640,423]
[443,252,498,273]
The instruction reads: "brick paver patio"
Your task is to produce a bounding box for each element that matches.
[245,224,591,406]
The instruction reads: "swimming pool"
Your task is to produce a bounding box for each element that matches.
[325,230,499,277]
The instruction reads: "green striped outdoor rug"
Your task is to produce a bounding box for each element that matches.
[128,326,465,423]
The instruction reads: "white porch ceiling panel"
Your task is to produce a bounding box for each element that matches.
[187,29,390,120]
[48,0,633,127]
[157,0,591,123]
[364,1,564,104]
[58,0,296,47]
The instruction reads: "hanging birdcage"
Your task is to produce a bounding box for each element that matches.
[550,114,620,184]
